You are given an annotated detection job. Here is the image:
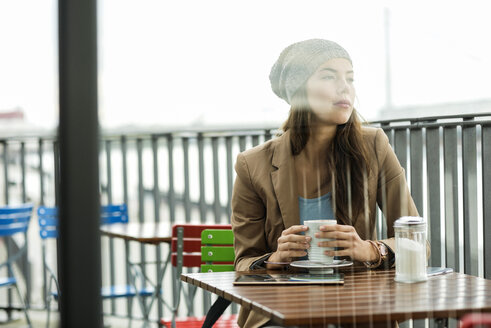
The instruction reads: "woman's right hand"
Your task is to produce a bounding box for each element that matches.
[266,225,311,268]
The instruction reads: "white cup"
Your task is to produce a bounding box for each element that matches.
[304,219,337,264]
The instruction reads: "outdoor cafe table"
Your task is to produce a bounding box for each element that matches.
[100,222,172,325]
[99,222,172,244]
[181,266,491,327]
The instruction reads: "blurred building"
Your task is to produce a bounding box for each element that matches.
[0,107,49,137]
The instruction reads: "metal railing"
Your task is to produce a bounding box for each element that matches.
[372,113,491,278]
[372,113,491,328]
[0,112,490,323]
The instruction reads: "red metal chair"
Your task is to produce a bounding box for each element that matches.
[460,313,491,328]
[161,314,238,328]
[160,224,238,328]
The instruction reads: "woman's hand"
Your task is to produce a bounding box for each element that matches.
[316,224,378,262]
[267,225,311,268]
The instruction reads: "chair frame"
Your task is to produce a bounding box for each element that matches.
[160,224,237,328]
[200,229,235,328]
[0,203,33,326]
[37,204,153,327]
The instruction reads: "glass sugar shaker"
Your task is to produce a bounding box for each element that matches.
[394,216,428,283]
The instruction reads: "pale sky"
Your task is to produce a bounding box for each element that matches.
[1,0,490,130]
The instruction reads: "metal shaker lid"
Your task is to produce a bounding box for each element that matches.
[394,216,426,228]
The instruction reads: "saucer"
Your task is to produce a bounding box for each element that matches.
[290,259,353,274]
[264,260,291,265]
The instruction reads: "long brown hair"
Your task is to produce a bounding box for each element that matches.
[282,86,371,225]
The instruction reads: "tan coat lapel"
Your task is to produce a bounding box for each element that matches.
[271,131,300,229]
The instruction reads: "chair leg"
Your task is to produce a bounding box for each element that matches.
[46,296,52,328]
[46,306,51,328]
[126,297,133,328]
[13,283,31,327]
[45,275,56,328]
[201,296,232,328]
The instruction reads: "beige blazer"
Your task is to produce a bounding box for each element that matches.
[231,127,420,328]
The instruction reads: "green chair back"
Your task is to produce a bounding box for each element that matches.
[201,229,235,273]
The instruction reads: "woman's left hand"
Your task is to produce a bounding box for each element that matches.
[316,224,378,262]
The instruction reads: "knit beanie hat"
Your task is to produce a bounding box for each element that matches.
[269,39,352,105]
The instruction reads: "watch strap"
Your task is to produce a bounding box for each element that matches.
[364,240,382,269]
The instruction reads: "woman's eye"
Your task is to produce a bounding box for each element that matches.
[348,78,355,83]
[322,75,335,80]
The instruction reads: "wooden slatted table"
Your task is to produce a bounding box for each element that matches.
[181,267,491,327]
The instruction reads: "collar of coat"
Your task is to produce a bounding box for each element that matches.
[270,130,302,228]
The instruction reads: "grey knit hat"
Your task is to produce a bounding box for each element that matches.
[269,39,352,104]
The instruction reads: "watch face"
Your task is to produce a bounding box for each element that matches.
[379,243,388,256]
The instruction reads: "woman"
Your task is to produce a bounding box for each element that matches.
[231,39,420,328]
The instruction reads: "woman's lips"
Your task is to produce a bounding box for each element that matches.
[334,100,351,108]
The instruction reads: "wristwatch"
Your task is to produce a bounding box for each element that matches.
[377,241,389,264]
[364,240,388,269]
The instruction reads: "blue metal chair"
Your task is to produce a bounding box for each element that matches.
[0,203,33,326]
[38,204,154,327]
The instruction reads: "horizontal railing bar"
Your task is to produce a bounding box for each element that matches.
[3,114,490,143]
[96,122,491,142]
[373,119,491,131]
[0,135,57,142]
[100,120,491,140]
[0,112,488,141]
[373,112,491,125]
[100,129,282,140]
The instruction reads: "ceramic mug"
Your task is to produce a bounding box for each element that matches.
[304,219,337,264]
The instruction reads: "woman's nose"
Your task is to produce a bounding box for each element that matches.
[337,78,350,93]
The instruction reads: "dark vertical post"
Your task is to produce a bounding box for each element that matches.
[39,138,45,206]
[20,142,26,203]
[121,136,129,206]
[443,127,460,272]
[394,127,408,241]
[20,141,31,306]
[54,141,61,206]
[183,137,191,223]
[252,135,259,147]
[151,134,164,321]
[462,120,478,276]
[380,125,392,240]
[225,136,233,217]
[136,138,146,278]
[426,126,442,267]
[409,127,424,212]
[58,0,102,327]
[152,135,161,223]
[167,134,175,223]
[212,137,221,223]
[410,127,425,328]
[137,138,144,224]
[198,133,206,222]
[482,123,491,279]
[104,139,116,314]
[239,136,246,152]
[39,138,48,308]
[3,141,9,204]
[394,128,408,175]
[197,133,212,311]
[120,136,132,318]
[382,124,393,145]
[105,140,113,203]
[2,141,13,316]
